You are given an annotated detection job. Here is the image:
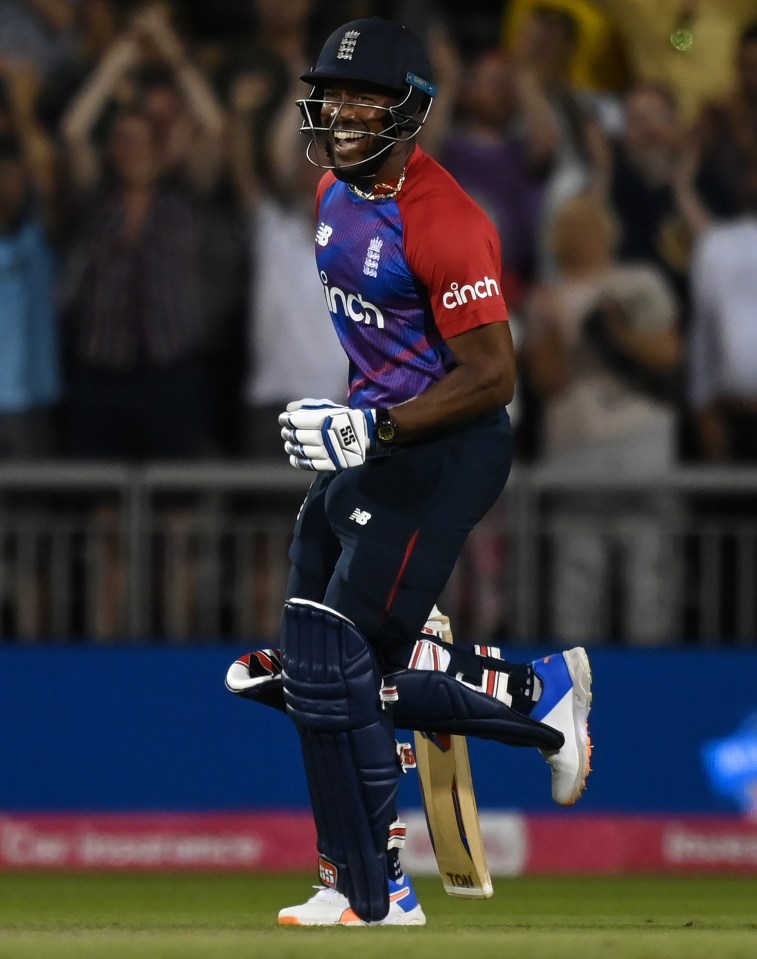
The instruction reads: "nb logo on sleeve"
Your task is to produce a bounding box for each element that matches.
[349,508,372,525]
[315,222,333,246]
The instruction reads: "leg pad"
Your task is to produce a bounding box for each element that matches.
[281,598,399,922]
[231,639,563,750]
[388,668,564,751]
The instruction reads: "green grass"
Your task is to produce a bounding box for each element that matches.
[0,873,755,959]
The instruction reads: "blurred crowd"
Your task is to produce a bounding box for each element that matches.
[2,0,757,644]
[2,0,757,468]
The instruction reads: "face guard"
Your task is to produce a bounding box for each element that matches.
[297,76,435,180]
[297,18,436,184]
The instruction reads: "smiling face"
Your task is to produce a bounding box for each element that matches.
[317,81,406,182]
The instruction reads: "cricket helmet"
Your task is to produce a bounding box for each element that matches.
[297,17,437,176]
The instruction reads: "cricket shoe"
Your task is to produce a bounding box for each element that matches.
[530,647,592,806]
[277,875,426,926]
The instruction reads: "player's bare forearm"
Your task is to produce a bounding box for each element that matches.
[389,321,515,440]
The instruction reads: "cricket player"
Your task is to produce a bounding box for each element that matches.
[226,16,592,926]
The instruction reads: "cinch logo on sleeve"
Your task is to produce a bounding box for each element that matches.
[442,276,500,309]
[320,271,385,328]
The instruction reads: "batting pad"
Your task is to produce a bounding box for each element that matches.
[281,598,399,923]
[387,668,565,751]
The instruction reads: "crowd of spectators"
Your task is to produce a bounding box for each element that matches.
[2,0,757,643]
[1,0,755,469]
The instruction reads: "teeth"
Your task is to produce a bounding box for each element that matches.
[334,131,364,140]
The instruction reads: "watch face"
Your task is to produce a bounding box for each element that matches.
[378,422,395,443]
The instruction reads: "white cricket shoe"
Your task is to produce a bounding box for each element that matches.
[277,886,350,926]
[277,875,426,926]
[530,647,593,806]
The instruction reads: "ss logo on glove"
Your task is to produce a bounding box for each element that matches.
[339,424,357,447]
[279,399,377,471]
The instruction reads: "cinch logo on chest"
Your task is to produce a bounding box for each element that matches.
[442,276,500,309]
[320,271,385,328]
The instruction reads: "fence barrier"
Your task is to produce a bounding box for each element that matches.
[0,461,753,645]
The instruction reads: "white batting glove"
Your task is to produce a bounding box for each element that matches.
[279,398,377,471]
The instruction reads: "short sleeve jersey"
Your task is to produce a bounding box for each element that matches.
[313,147,508,409]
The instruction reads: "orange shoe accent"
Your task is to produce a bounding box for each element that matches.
[339,908,361,924]
[339,897,401,924]
[278,916,304,926]
[563,730,593,807]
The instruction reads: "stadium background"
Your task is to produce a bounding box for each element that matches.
[2,645,756,875]
[1,0,757,886]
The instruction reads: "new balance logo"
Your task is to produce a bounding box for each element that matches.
[339,424,357,447]
[315,222,333,246]
[337,29,360,60]
[349,508,372,525]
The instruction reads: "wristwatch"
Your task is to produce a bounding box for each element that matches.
[375,407,399,446]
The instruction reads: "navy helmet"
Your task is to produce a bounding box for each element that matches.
[298,18,437,176]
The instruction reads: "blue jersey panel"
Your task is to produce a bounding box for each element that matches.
[315,180,454,408]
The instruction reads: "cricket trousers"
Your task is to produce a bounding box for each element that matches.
[286,407,513,661]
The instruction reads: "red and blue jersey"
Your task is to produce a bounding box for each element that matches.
[313,146,508,409]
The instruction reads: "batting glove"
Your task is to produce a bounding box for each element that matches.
[279,398,376,471]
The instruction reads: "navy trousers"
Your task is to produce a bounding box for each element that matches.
[286,408,513,661]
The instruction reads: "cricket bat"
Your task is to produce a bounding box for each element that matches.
[414,615,494,899]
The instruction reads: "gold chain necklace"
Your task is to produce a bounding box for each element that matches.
[348,168,406,201]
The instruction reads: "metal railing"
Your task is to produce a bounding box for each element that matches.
[0,461,754,646]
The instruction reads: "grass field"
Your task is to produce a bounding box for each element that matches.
[0,872,755,959]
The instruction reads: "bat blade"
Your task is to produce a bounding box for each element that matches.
[413,610,494,900]
[414,729,493,898]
